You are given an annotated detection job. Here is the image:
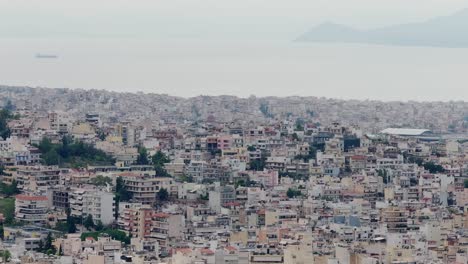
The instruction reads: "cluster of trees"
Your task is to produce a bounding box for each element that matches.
[0,179,20,197]
[377,169,391,184]
[89,175,112,186]
[259,103,274,118]
[295,119,305,131]
[114,176,131,220]
[199,193,209,200]
[287,188,302,198]
[152,150,171,177]
[83,214,104,231]
[36,232,57,255]
[56,211,106,234]
[235,178,255,188]
[115,176,132,202]
[36,136,115,167]
[0,198,15,225]
[0,108,15,140]
[135,148,172,177]
[247,145,256,152]
[80,228,131,244]
[0,250,11,262]
[54,209,78,233]
[406,155,445,173]
[249,156,267,171]
[180,174,194,183]
[423,162,445,174]
[136,146,150,165]
[157,188,169,202]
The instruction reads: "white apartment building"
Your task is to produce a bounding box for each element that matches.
[70,189,115,225]
[15,194,49,224]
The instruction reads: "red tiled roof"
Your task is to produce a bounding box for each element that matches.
[225,246,237,252]
[351,155,366,160]
[200,248,214,255]
[15,195,48,201]
[153,212,170,218]
[173,248,192,254]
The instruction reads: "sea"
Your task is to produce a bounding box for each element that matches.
[0,38,467,101]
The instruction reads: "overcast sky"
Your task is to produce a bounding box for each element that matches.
[1,0,468,40]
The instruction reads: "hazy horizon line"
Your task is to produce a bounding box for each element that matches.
[1,84,466,104]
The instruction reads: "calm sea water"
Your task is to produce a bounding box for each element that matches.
[0,38,467,101]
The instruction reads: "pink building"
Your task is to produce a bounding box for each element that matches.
[251,170,279,188]
[217,135,232,150]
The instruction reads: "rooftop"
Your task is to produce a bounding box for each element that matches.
[380,128,431,136]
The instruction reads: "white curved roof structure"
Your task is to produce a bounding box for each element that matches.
[380,128,432,136]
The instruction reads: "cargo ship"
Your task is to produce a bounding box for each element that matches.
[35,54,58,59]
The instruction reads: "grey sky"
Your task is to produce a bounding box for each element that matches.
[2,0,468,40]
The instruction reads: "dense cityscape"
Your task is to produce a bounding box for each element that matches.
[0,86,467,264]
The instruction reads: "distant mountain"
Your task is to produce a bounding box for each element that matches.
[297,9,468,48]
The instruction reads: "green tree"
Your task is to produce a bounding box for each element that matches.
[249,157,266,171]
[36,137,115,168]
[152,151,170,167]
[259,103,273,118]
[37,239,44,252]
[378,169,389,184]
[152,151,171,177]
[0,250,11,262]
[116,176,132,202]
[235,178,253,188]
[464,179,468,189]
[0,197,15,225]
[4,100,14,111]
[136,146,149,165]
[115,176,132,220]
[291,133,299,141]
[155,166,171,177]
[42,150,60,165]
[90,175,112,186]
[423,162,445,174]
[37,137,54,153]
[95,220,104,231]
[44,232,56,254]
[80,229,131,244]
[0,165,5,176]
[0,180,20,197]
[157,188,169,202]
[295,119,305,131]
[0,224,4,240]
[0,108,12,140]
[247,146,256,151]
[287,188,302,198]
[84,214,95,230]
[65,208,77,233]
[59,136,72,158]
[180,174,193,183]
[97,130,107,141]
